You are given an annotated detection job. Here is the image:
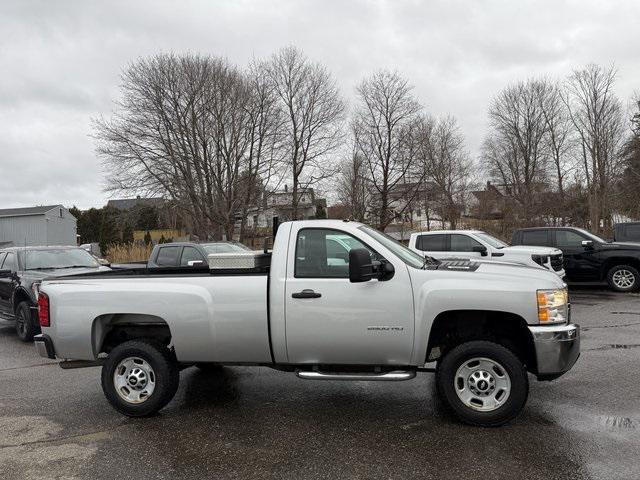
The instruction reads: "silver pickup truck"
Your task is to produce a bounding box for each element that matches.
[34,220,579,427]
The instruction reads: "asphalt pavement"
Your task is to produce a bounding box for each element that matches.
[1,287,639,479]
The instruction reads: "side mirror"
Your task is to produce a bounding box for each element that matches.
[0,269,12,278]
[349,248,375,283]
[187,260,205,267]
[472,245,488,256]
[349,248,394,283]
[581,240,594,249]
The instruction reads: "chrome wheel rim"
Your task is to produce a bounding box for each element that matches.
[114,357,156,404]
[613,269,635,289]
[454,357,511,412]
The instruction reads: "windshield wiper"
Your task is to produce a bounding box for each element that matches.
[25,267,58,271]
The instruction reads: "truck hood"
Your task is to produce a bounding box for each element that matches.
[425,258,564,288]
[607,242,640,250]
[498,245,562,256]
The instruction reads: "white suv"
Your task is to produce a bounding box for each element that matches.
[408,230,565,277]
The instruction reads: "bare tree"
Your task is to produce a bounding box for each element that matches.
[564,64,625,232]
[419,115,472,228]
[336,150,369,222]
[484,79,550,223]
[539,80,575,202]
[353,70,424,230]
[237,60,286,241]
[94,53,281,240]
[266,46,345,220]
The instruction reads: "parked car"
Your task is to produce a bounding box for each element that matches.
[512,227,640,292]
[146,241,253,268]
[408,230,565,277]
[613,222,640,243]
[0,246,109,341]
[34,220,579,427]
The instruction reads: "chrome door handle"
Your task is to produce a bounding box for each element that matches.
[292,289,322,299]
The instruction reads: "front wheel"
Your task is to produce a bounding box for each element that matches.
[607,265,639,292]
[436,340,529,427]
[101,340,179,417]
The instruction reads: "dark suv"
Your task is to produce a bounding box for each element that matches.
[512,227,640,292]
[0,246,108,341]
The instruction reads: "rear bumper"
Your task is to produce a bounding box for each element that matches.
[529,324,580,381]
[34,334,56,360]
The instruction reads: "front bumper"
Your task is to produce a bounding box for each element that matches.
[529,324,580,381]
[34,334,56,359]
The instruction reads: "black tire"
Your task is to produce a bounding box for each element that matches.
[15,301,38,342]
[101,340,179,417]
[606,265,639,292]
[436,340,529,427]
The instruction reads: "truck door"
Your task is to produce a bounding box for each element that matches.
[0,253,17,316]
[284,227,415,366]
[448,234,485,259]
[554,229,600,281]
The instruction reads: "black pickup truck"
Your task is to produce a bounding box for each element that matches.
[0,246,108,341]
[512,227,640,292]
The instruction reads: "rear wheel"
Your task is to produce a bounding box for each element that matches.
[607,265,639,292]
[436,340,528,427]
[101,340,179,417]
[15,301,38,342]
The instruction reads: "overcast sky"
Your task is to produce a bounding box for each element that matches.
[1,0,638,210]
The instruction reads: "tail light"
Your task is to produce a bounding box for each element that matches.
[38,292,50,327]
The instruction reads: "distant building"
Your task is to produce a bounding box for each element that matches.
[243,187,327,230]
[0,205,77,247]
[466,182,507,220]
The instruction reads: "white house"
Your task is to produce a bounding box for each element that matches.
[0,205,77,247]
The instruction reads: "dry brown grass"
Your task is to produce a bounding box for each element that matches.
[106,243,153,263]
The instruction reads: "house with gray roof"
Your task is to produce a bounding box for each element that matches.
[0,205,77,247]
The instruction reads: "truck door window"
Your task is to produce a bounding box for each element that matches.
[556,230,586,247]
[2,253,17,272]
[450,234,483,252]
[156,246,181,267]
[0,253,6,268]
[521,230,550,246]
[416,234,447,251]
[295,228,377,278]
[180,247,205,266]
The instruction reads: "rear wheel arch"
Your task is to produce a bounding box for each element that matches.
[426,310,537,373]
[12,288,33,312]
[92,313,173,357]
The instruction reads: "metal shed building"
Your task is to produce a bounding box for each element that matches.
[0,205,77,247]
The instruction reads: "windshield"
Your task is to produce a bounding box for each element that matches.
[202,242,251,254]
[359,226,425,269]
[474,232,509,249]
[24,249,99,270]
[575,228,607,244]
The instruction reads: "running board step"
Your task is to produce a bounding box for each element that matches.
[296,370,416,381]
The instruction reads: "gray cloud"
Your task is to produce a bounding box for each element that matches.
[0,0,638,209]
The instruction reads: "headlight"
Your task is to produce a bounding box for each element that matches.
[536,288,569,324]
[31,281,41,300]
